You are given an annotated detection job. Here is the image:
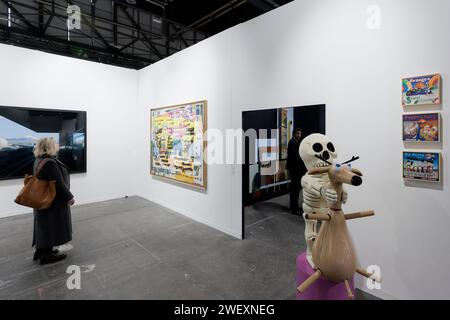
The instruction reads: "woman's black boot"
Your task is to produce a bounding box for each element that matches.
[39,249,66,265]
[33,248,59,261]
[33,249,43,261]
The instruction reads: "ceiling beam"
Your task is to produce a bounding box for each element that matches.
[188,0,247,30]
[116,4,163,59]
[265,0,280,8]
[0,24,156,64]
[1,0,38,31]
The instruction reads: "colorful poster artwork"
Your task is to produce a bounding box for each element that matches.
[403,152,441,182]
[151,101,207,188]
[403,113,440,142]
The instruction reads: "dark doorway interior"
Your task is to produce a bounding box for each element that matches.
[241,104,326,238]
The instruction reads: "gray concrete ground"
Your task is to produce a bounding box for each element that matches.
[0,195,378,300]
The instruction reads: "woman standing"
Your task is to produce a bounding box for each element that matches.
[32,138,74,265]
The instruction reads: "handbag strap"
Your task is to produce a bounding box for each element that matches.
[35,158,53,176]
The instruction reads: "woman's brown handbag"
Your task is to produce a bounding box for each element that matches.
[14,159,56,210]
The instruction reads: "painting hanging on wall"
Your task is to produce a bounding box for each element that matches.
[402,74,441,106]
[402,113,441,142]
[279,108,288,159]
[150,100,207,189]
[0,106,87,180]
[278,107,294,160]
[403,151,441,183]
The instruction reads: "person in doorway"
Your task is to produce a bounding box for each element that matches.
[32,137,74,265]
[286,127,306,215]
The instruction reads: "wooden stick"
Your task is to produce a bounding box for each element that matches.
[344,210,375,220]
[344,279,354,299]
[297,270,322,293]
[356,267,382,283]
[304,213,331,221]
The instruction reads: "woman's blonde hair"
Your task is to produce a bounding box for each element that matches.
[34,137,59,158]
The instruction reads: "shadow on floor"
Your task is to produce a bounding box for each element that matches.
[244,194,380,300]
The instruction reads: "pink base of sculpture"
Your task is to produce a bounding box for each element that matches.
[296,252,355,300]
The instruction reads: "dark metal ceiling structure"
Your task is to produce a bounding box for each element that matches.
[0,0,292,69]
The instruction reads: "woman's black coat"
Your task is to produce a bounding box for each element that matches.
[32,157,73,249]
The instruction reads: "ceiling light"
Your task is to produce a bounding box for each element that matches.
[152,17,162,24]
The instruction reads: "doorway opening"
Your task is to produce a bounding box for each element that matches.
[241,104,326,243]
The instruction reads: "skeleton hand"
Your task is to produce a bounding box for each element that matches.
[342,190,348,204]
[320,187,338,204]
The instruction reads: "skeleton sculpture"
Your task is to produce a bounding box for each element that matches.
[297,155,380,298]
[299,133,345,267]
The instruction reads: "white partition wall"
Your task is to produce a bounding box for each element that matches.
[0,45,139,217]
[229,0,450,300]
[136,33,237,237]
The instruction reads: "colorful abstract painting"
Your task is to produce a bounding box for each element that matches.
[279,108,288,159]
[403,113,440,142]
[402,74,441,106]
[151,101,207,189]
[403,151,441,182]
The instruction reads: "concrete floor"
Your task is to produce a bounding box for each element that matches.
[0,195,378,300]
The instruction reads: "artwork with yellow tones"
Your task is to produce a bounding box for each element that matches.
[402,74,441,106]
[151,101,207,189]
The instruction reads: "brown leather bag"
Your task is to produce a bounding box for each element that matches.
[14,159,56,210]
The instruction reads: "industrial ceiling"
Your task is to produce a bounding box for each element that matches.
[0,0,291,69]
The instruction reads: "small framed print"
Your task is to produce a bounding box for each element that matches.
[403,151,441,183]
[402,112,441,142]
[402,74,441,106]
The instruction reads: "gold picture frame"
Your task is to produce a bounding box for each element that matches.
[150,100,207,189]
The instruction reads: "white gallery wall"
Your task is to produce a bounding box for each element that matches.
[136,32,237,237]
[137,0,450,299]
[0,45,138,218]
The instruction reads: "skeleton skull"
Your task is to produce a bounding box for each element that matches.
[299,133,337,170]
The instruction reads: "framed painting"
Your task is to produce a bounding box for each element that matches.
[403,151,441,183]
[402,74,441,106]
[150,100,207,189]
[402,113,441,142]
[0,106,87,180]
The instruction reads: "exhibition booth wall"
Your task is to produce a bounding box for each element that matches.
[136,0,450,300]
[0,0,449,300]
[0,45,139,217]
[137,32,237,238]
